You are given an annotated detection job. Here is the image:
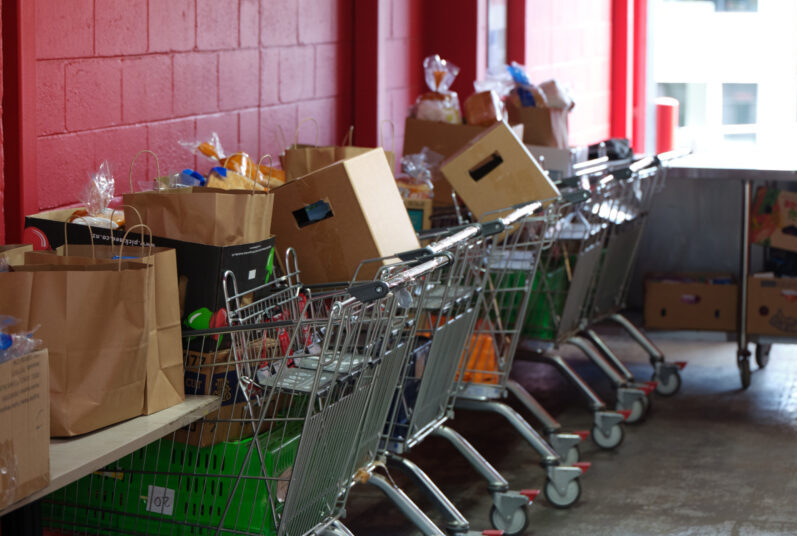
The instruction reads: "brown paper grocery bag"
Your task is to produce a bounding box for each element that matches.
[0,260,150,436]
[0,244,33,267]
[123,150,274,246]
[280,120,396,180]
[44,222,185,415]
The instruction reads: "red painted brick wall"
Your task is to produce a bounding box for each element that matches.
[0,0,4,242]
[522,0,612,146]
[34,0,353,211]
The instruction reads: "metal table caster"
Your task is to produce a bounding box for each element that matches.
[756,343,772,369]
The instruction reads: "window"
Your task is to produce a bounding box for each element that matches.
[487,0,507,70]
[657,83,708,127]
[722,83,757,125]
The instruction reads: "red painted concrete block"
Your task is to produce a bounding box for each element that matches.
[297,97,338,145]
[197,0,239,50]
[95,0,147,56]
[90,125,148,194]
[37,60,66,136]
[37,132,95,209]
[148,0,196,52]
[147,117,197,176]
[240,0,260,48]
[173,53,219,116]
[260,48,280,106]
[261,0,298,46]
[279,46,315,103]
[315,42,349,98]
[298,0,339,44]
[66,58,122,131]
[259,104,297,165]
[219,49,259,111]
[239,108,261,164]
[122,55,173,123]
[36,0,93,59]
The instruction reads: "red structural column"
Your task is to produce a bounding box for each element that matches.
[506,0,526,64]
[632,0,647,153]
[611,0,633,142]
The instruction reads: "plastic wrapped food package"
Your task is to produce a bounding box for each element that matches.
[71,161,124,229]
[411,54,462,124]
[206,166,265,191]
[463,90,503,126]
[396,148,444,199]
[180,132,226,162]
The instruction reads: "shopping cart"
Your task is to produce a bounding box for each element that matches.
[581,154,688,397]
[42,251,432,536]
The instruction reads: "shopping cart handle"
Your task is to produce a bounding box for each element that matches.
[417,223,474,241]
[396,246,434,262]
[348,280,390,302]
[479,220,506,237]
[561,190,590,204]
[555,176,583,188]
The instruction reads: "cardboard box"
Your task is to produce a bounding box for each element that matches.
[175,348,259,447]
[404,198,432,232]
[23,210,275,323]
[439,122,560,221]
[506,101,569,148]
[0,349,50,509]
[644,274,738,331]
[403,118,524,206]
[271,148,420,283]
[751,187,797,253]
[0,244,33,267]
[747,274,797,336]
[525,144,589,182]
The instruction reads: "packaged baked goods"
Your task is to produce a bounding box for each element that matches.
[411,55,462,124]
[206,166,265,191]
[180,132,226,162]
[397,148,444,200]
[463,90,503,126]
[71,161,124,229]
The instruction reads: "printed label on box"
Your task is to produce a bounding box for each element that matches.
[146,485,175,516]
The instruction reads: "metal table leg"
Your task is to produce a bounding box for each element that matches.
[738,179,752,389]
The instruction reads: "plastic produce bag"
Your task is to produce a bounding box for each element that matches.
[411,55,462,124]
[70,161,123,229]
[180,132,226,162]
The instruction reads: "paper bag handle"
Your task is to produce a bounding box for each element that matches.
[293,117,319,147]
[63,218,96,258]
[109,205,145,257]
[129,149,161,193]
[224,152,263,194]
[341,125,355,147]
[257,154,274,192]
[379,120,395,153]
[118,224,154,271]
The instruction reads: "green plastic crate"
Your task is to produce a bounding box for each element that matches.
[45,423,302,536]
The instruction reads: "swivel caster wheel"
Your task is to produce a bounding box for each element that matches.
[592,423,624,450]
[489,504,528,536]
[543,477,582,509]
[652,369,681,397]
[756,344,772,369]
[738,353,751,389]
[563,444,580,465]
[617,397,646,424]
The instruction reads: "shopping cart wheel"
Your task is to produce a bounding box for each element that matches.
[755,344,772,369]
[652,369,681,397]
[591,423,624,450]
[489,504,528,536]
[543,477,581,509]
[739,356,751,389]
[563,444,580,465]
[616,397,646,424]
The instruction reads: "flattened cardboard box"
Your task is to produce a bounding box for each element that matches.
[403,118,524,206]
[644,274,738,332]
[24,210,275,323]
[271,148,420,284]
[747,275,797,336]
[440,121,560,221]
[0,349,50,509]
[0,244,33,267]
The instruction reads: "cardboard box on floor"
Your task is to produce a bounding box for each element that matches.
[751,187,797,254]
[271,148,420,284]
[439,121,560,221]
[403,118,524,207]
[506,101,569,149]
[644,274,738,332]
[0,349,50,509]
[747,274,797,336]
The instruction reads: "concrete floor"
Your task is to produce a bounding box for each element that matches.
[342,324,797,535]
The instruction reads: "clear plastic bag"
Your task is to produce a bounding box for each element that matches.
[155,169,206,190]
[179,132,226,162]
[0,316,42,364]
[411,54,462,124]
[83,161,115,216]
[397,148,444,199]
[0,257,8,273]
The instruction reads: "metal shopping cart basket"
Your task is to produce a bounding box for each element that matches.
[43,251,428,536]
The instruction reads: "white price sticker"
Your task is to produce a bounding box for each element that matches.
[146,485,175,516]
[248,269,257,280]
